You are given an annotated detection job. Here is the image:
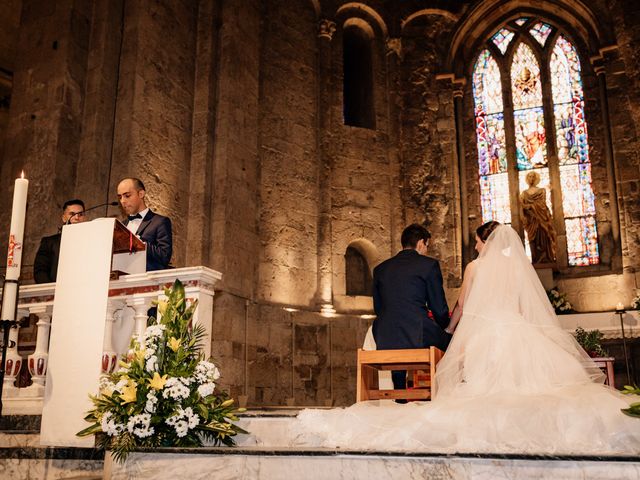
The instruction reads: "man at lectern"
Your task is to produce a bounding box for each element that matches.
[34,199,86,283]
[117,177,173,271]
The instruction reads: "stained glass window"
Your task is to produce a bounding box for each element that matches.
[491,28,515,55]
[550,35,599,265]
[511,43,542,110]
[473,50,511,223]
[512,43,548,172]
[472,22,599,267]
[480,174,511,224]
[529,22,553,46]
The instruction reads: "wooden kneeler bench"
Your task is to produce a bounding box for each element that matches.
[356,347,444,402]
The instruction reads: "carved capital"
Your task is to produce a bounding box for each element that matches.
[386,37,402,58]
[318,19,336,40]
[436,73,467,97]
[590,44,620,76]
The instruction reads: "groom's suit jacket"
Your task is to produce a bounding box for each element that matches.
[124,210,173,271]
[372,249,450,350]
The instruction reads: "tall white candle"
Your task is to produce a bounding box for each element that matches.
[2,173,28,321]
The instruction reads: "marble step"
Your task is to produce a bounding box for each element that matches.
[0,415,104,480]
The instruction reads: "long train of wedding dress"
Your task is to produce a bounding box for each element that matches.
[291,227,640,455]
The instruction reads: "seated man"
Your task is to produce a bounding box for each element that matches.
[372,223,451,394]
[117,177,172,271]
[33,199,86,283]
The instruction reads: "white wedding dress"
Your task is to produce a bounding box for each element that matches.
[291,226,640,455]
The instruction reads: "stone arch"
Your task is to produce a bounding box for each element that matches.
[347,238,381,274]
[401,8,459,29]
[446,0,610,75]
[308,0,320,18]
[335,2,388,39]
[343,17,375,39]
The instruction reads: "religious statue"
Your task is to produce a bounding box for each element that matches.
[520,170,557,264]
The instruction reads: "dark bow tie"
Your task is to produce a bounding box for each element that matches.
[128,213,142,221]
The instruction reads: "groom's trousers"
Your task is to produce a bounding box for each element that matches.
[390,327,452,391]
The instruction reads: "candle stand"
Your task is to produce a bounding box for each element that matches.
[615,305,633,386]
[0,278,26,417]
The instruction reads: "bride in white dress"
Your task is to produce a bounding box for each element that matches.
[292,224,640,455]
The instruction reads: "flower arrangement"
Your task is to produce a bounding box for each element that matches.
[574,326,608,358]
[547,287,573,314]
[77,279,246,462]
[632,291,640,310]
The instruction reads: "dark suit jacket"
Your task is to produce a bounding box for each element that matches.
[372,249,450,350]
[33,233,62,283]
[124,210,173,271]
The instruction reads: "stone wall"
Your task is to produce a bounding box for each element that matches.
[399,15,461,292]
[328,12,395,310]
[0,0,21,178]
[108,0,198,268]
[257,0,319,307]
[210,293,371,407]
[0,0,93,269]
[1,0,640,406]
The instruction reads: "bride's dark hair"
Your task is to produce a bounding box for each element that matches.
[476,221,501,242]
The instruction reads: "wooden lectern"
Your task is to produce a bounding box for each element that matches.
[40,218,145,447]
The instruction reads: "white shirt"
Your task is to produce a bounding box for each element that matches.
[126,207,149,235]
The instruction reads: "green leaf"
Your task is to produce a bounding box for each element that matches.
[77,423,103,437]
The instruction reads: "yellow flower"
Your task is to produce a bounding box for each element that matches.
[157,300,168,316]
[100,385,115,397]
[168,337,181,352]
[135,349,146,363]
[149,372,168,390]
[119,380,137,404]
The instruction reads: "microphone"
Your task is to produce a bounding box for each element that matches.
[84,201,119,214]
[66,201,119,224]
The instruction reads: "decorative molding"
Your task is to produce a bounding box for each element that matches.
[436,73,467,97]
[590,44,620,75]
[318,19,337,40]
[385,37,402,58]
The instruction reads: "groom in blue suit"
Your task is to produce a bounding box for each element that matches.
[117,177,173,271]
[372,223,451,391]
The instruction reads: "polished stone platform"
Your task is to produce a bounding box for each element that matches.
[4,411,640,479]
[104,447,640,480]
[109,409,640,479]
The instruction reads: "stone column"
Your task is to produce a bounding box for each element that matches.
[593,62,621,259]
[452,82,469,270]
[315,19,336,316]
[385,38,404,254]
[435,72,467,276]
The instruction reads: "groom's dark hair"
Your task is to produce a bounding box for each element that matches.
[401,223,431,249]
